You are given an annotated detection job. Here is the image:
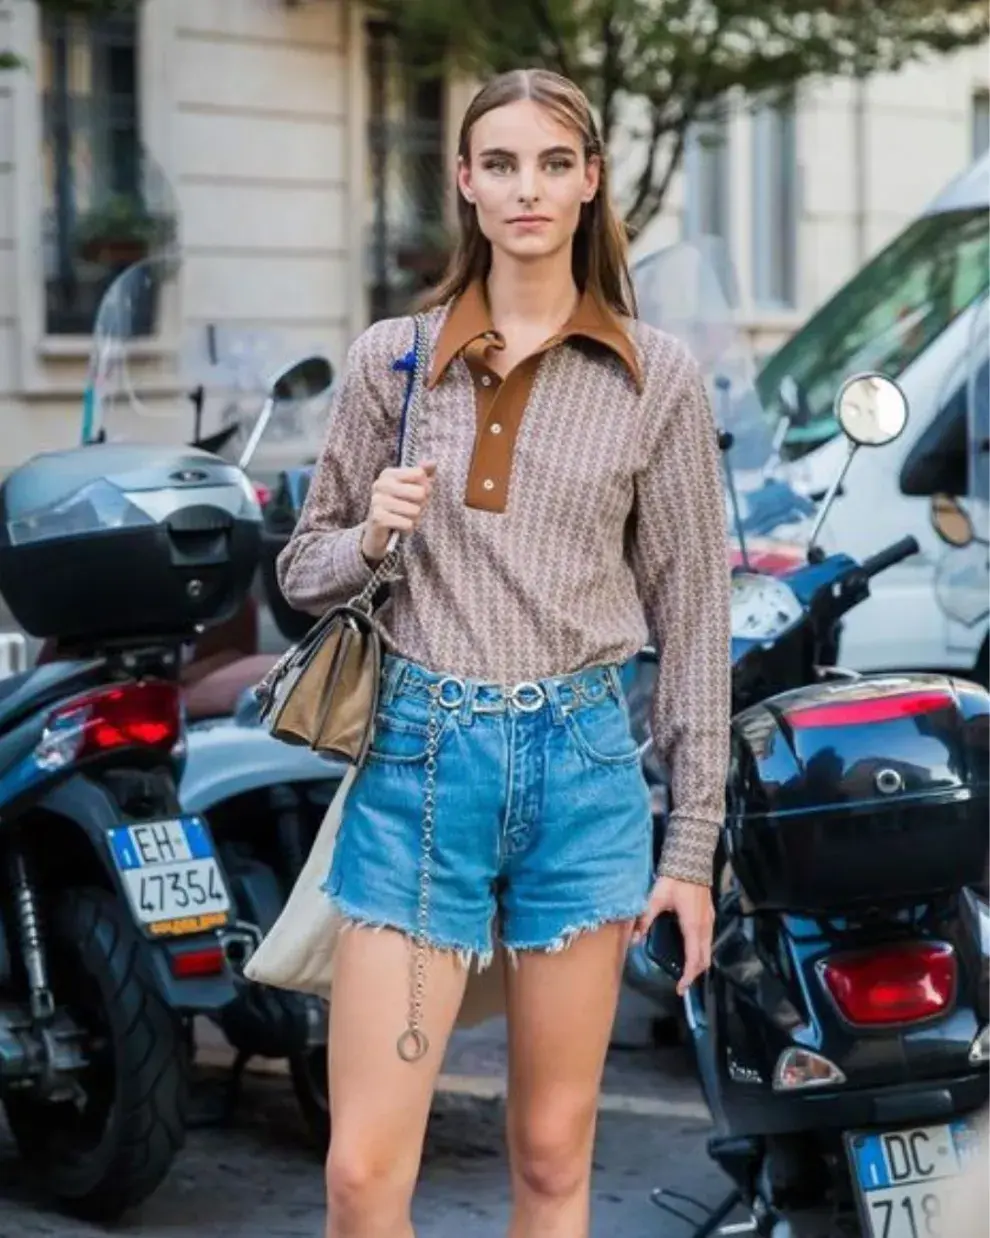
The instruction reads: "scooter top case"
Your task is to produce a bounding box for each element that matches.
[0,443,262,643]
[726,672,989,914]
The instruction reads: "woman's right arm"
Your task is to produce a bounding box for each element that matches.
[275,320,407,615]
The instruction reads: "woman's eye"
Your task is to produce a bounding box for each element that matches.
[483,158,512,174]
[545,158,573,173]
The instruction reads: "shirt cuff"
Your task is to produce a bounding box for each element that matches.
[656,813,719,886]
[332,523,377,599]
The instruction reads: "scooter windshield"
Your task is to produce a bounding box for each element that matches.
[935,291,989,628]
[81,251,331,475]
[632,238,815,549]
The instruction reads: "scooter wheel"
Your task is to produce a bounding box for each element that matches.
[3,887,187,1220]
[289,1044,330,1154]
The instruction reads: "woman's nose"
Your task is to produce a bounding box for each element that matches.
[517,164,539,203]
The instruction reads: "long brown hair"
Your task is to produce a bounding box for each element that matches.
[420,69,636,317]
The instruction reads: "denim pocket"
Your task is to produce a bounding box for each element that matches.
[565,698,641,766]
[368,697,453,763]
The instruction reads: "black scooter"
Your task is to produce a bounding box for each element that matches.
[650,373,989,1238]
[0,427,263,1217]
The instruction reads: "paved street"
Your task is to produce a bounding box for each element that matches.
[0,996,745,1238]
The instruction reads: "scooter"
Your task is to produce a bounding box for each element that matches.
[649,372,989,1238]
[0,255,269,1220]
[624,241,824,1038]
[176,361,348,1152]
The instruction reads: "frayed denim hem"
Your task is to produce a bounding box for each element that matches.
[502,903,645,969]
[320,880,495,974]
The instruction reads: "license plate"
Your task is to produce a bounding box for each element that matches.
[108,816,232,937]
[847,1118,984,1238]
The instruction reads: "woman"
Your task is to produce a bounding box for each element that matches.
[277,68,730,1238]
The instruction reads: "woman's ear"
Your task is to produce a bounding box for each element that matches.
[582,153,601,203]
[457,156,475,205]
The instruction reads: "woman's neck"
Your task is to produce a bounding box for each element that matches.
[485,247,579,332]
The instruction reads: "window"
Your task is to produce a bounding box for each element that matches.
[756,207,990,459]
[366,22,446,323]
[683,109,730,243]
[973,90,990,161]
[41,9,142,334]
[751,97,797,308]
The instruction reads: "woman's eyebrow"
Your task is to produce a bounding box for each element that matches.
[477,144,579,159]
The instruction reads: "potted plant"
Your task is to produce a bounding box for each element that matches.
[74,194,171,268]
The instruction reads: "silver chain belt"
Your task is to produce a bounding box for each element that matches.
[396,682,442,1062]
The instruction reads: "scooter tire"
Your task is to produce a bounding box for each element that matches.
[3,887,187,1221]
[289,1044,330,1154]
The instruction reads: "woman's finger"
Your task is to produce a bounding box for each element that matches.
[375,497,425,522]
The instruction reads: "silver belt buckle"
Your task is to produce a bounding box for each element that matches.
[510,681,545,712]
[435,676,467,709]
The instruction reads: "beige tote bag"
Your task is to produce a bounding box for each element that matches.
[242,765,506,1027]
[243,768,357,1000]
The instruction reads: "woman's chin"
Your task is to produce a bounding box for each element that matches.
[494,233,569,263]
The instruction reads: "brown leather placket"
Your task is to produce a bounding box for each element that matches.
[462,341,546,513]
[427,281,643,515]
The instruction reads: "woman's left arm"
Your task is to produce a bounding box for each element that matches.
[630,344,732,890]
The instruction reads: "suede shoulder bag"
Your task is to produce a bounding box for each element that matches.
[256,315,429,764]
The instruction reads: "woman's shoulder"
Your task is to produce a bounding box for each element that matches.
[626,318,700,383]
[346,306,449,370]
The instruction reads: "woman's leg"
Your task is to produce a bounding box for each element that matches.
[503,921,631,1238]
[325,926,469,1238]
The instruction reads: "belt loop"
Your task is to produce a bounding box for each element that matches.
[459,678,476,727]
[381,657,402,706]
[606,665,623,702]
[545,678,567,726]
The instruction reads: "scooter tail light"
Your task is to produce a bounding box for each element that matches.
[785,688,954,729]
[969,1024,989,1065]
[169,944,225,979]
[821,942,957,1027]
[773,1048,846,1092]
[35,681,182,771]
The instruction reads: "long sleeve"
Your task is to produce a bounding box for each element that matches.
[276,318,413,614]
[630,344,732,886]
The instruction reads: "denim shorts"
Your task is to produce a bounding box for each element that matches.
[322,654,653,967]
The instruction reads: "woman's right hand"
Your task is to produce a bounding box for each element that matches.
[361,462,437,563]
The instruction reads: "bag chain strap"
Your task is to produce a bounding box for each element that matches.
[351,316,430,615]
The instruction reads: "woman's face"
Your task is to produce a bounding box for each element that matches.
[458,98,599,264]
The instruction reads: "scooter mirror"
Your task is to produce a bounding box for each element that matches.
[834,372,908,447]
[930,492,975,548]
[270,355,334,404]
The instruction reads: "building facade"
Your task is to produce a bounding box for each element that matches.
[0,0,450,467]
[0,0,987,466]
[632,44,990,359]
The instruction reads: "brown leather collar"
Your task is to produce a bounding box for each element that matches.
[427,279,643,393]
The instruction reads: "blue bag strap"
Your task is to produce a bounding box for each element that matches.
[392,315,421,467]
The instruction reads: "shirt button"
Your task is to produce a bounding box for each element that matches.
[483,479,495,491]
[490,423,502,435]
[479,375,493,387]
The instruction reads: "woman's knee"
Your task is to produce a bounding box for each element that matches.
[511,1104,596,1201]
[325,1140,415,1222]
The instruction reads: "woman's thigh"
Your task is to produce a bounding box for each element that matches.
[328,924,469,1175]
[503,921,630,1171]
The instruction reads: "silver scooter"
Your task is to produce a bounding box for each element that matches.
[179,354,347,1151]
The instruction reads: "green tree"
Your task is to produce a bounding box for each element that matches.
[378,0,989,233]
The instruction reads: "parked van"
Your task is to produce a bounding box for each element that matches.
[757,152,990,678]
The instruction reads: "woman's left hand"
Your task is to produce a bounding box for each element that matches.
[631,876,714,996]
